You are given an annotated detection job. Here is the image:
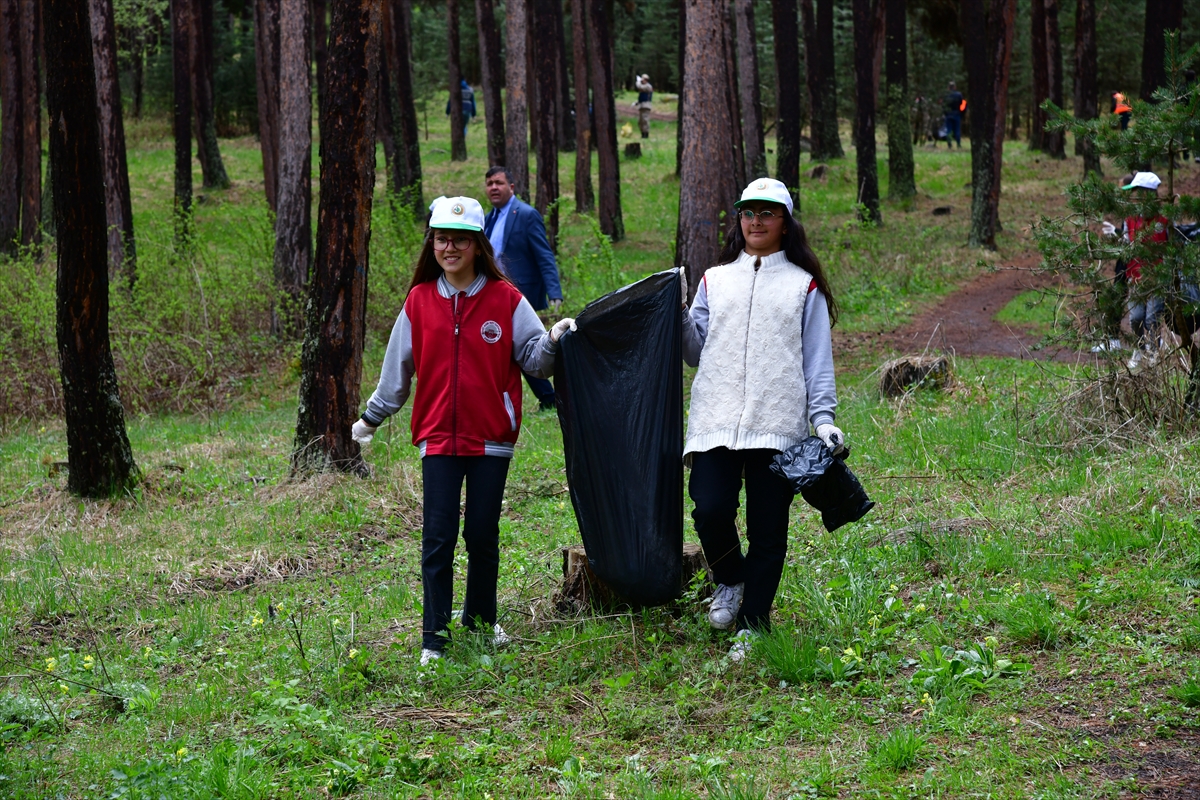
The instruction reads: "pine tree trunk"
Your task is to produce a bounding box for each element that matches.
[0,0,22,254]
[734,0,766,180]
[383,0,422,214]
[675,0,684,178]
[962,0,1013,249]
[588,0,622,240]
[721,0,745,189]
[987,0,1015,235]
[474,0,506,166]
[312,0,327,115]
[852,0,880,223]
[1029,0,1047,150]
[255,0,280,211]
[273,0,313,334]
[1075,0,1100,177]
[377,47,396,167]
[676,0,739,290]
[1043,0,1064,158]
[884,0,913,201]
[89,0,136,282]
[46,0,138,498]
[504,0,529,197]
[1140,0,1182,101]
[800,0,820,156]
[772,0,801,201]
[293,0,380,478]
[553,0,574,152]
[18,0,39,248]
[191,0,229,188]
[447,0,467,161]
[811,0,842,160]
[532,0,559,248]
[570,0,593,212]
[172,0,193,233]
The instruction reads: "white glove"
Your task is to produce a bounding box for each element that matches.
[816,423,846,456]
[550,318,577,342]
[352,419,377,445]
[679,266,688,308]
[549,298,563,313]
[1101,221,1116,237]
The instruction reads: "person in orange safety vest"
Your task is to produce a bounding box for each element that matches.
[1111,91,1132,131]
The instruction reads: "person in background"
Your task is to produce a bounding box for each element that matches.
[352,196,575,668]
[1111,91,1132,131]
[1114,171,1168,368]
[942,81,965,149]
[446,79,476,138]
[634,74,654,139]
[1094,173,1135,354]
[483,166,565,410]
[679,177,843,662]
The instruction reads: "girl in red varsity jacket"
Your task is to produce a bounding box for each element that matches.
[353,196,575,667]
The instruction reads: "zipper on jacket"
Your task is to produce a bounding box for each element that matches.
[738,263,759,446]
[451,292,464,456]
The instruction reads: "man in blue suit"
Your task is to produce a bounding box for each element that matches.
[483,166,564,410]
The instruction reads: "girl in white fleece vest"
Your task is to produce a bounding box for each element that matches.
[680,178,844,661]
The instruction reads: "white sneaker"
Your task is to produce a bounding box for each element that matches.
[1091,338,1123,353]
[708,582,745,630]
[1127,349,1144,369]
[493,623,511,648]
[419,648,442,667]
[728,629,757,663]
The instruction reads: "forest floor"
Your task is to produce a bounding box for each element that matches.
[2,116,1200,798]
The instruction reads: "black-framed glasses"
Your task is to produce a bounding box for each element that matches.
[433,235,473,251]
[739,209,780,221]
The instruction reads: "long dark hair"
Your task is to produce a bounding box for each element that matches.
[409,229,515,291]
[717,207,840,326]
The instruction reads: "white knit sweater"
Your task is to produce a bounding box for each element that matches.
[684,250,815,456]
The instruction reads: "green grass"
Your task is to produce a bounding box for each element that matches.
[3,115,1200,796]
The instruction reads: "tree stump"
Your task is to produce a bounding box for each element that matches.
[623,142,642,159]
[880,355,952,397]
[552,543,709,614]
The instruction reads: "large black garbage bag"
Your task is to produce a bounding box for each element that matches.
[555,270,683,606]
[770,437,875,532]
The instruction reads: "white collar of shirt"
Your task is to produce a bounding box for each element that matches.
[437,273,487,298]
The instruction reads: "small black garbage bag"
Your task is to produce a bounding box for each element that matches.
[770,437,875,532]
[555,271,683,606]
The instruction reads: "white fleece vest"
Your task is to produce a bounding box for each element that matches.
[685,250,813,456]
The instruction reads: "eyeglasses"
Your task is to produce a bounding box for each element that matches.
[433,235,473,251]
[739,209,780,222]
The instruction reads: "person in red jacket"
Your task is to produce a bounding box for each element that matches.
[352,196,575,667]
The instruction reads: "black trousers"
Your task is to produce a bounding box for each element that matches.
[421,455,510,651]
[689,447,795,631]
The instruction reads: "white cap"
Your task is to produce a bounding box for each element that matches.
[428,195,485,230]
[734,177,793,216]
[1122,171,1161,191]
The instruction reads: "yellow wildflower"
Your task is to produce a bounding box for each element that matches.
[252,615,264,627]
[82,655,95,671]
[348,649,360,659]
[176,747,187,758]
[45,657,57,673]
[914,603,927,613]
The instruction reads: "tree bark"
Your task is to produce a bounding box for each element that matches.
[961,0,1014,249]
[377,45,396,167]
[772,0,801,202]
[312,0,327,115]
[675,0,684,178]
[810,0,842,160]
[734,0,766,180]
[1140,0,1182,101]
[88,0,137,281]
[800,0,820,156]
[1074,0,1100,176]
[383,0,422,213]
[273,0,313,333]
[1043,0,1064,158]
[553,0,574,152]
[172,0,193,233]
[852,0,880,223]
[532,0,559,247]
[447,0,467,161]
[885,0,913,200]
[46,0,138,497]
[721,0,745,189]
[1029,0,1047,150]
[293,0,381,477]
[676,0,739,290]
[0,0,22,253]
[191,0,229,188]
[255,0,281,212]
[18,0,39,247]
[504,0,529,197]
[570,0,593,212]
[474,0,506,166]
[587,0,622,239]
